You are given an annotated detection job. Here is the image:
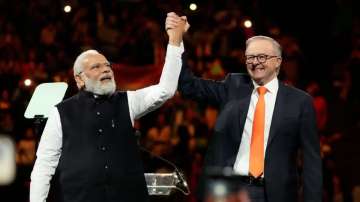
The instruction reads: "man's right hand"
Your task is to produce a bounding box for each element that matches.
[166,12,190,46]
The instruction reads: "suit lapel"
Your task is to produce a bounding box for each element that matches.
[267,82,288,147]
[227,86,252,166]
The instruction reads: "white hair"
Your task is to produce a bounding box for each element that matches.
[82,74,116,95]
[73,49,116,95]
[246,35,282,57]
[73,49,100,76]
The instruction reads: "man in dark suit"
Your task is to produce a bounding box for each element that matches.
[166,12,322,202]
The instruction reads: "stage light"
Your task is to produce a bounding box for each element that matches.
[64,5,71,13]
[24,79,32,87]
[244,20,252,28]
[0,136,16,185]
[189,3,197,11]
[213,182,227,196]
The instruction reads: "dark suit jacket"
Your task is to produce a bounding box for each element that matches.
[178,64,322,202]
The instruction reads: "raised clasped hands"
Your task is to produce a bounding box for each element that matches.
[165,12,190,46]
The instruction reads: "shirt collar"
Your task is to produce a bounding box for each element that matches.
[252,77,279,95]
[79,90,114,101]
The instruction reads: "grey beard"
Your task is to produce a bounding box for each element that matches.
[83,76,116,95]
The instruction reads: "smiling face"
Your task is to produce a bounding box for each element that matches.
[75,53,116,95]
[245,39,282,86]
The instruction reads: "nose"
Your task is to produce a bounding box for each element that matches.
[101,63,112,73]
[252,57,260,65]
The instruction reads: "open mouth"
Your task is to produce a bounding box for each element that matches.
[100,75,112,82]
[252,67,265,72]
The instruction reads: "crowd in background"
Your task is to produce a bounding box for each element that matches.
[0,0,359,201]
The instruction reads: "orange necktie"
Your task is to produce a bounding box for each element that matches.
[249,86,267,177]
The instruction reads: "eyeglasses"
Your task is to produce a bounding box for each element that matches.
[245,54,279,64]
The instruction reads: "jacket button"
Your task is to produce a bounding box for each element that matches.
[98,129,103,133]
[101,146,106,151]
[97,112,101,115]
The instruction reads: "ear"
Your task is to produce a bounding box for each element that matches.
[75,74,85,89]
[276,57,282,67]
[275,57,282,75]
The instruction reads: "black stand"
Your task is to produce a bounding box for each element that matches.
[33,115,46,147]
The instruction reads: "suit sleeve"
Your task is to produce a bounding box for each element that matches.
[178,53,228,106]
[300,95,323,202]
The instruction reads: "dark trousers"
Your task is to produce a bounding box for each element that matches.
[238,182,267,202]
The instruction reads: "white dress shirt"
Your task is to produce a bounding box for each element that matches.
[30,43,184,202]
[233,77,279,176]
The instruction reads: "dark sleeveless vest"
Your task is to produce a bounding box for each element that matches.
[56,90,149,202]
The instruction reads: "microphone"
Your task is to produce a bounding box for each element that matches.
[135,130,190,195]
